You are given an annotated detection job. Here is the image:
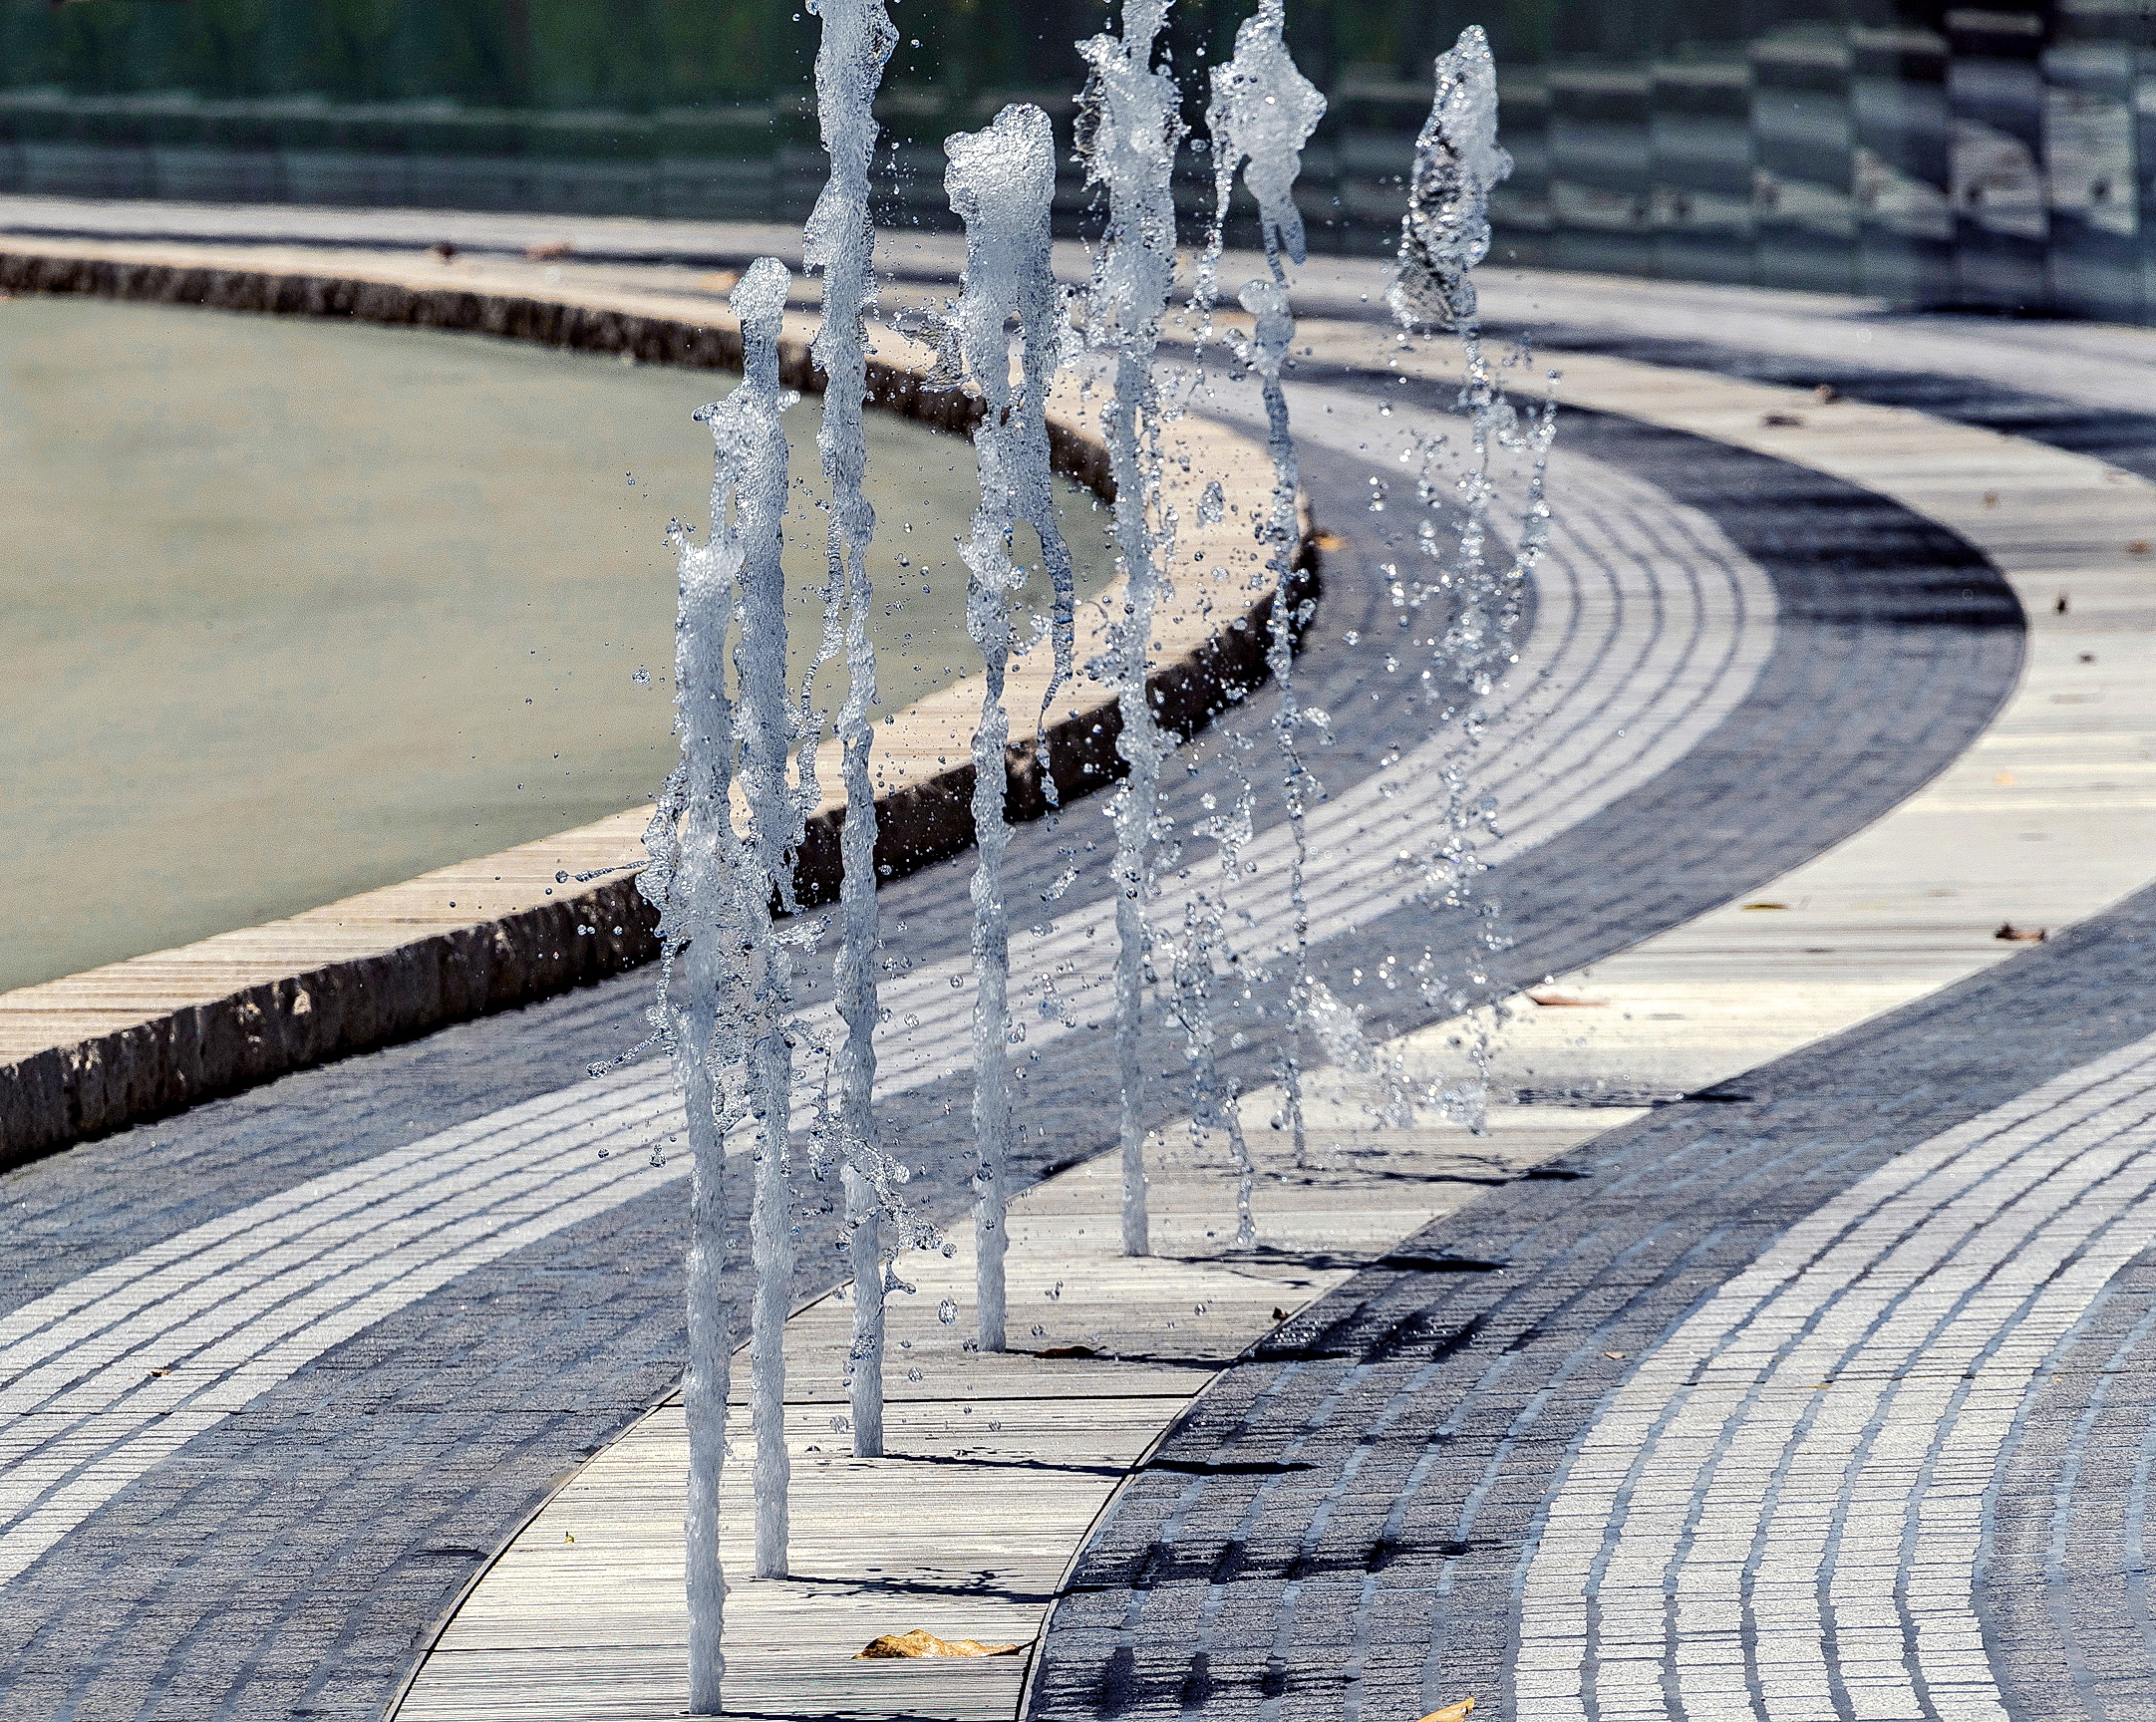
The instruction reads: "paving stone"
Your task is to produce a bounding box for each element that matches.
[0,326,2030,1715]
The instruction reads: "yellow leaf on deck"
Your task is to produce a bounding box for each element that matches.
[1416,1700,1476,1722]
[856,1629,1022,1660]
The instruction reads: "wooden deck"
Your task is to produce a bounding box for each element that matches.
[390,1099,1602,1722]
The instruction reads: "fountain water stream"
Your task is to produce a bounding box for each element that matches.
[1197,0,1326,1191]
[802,0,899,1461]
[722,261,803,1589]
[1389,25,1554,1117]
[642,418,748,1721]
[1078,0,1185,1260]
[642,11,1543,1713]
[640,256,800,1712]
[944,105,1078,1352]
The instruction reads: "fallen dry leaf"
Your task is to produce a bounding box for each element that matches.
[1995,922,2048,943]
[2132,541,2153,554]
[1605,1350,1629,1360]
[1313,530,1347,550]
[1415,1700,1476,1722]
[1525,989,1603,1007]
[524,238,575,260]
[1272,1306,1290,1320]
[1761,411,1805,428]
[1036,1343,1102,1359]
[702,269,742,293]
[1983,490,2000,506]
[1741,901,1789,911]
[856,1629,1022,1660]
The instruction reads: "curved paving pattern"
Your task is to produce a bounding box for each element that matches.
[0,418,1782,1619]
[1981,1229,2156,1720]
[1028,891,2156,1722]
[1026,310,2156,1722]
[0,1068,683,1588]
[0,248,2094,1720]
[1516,1035,2156,1722]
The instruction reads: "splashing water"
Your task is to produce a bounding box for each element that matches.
[1195,0,1325,312]
[715,258,804,1585]
[1161,776,1261,1248]
[1305,979,1418,1129]
[944,104,1077,1351]
[1195,0,1325,1186]
[1078,0,1184,1260]
[635,26,1549,1719]
[1389,24,1512,335]
[1390,26,1555,1125]
[642,258,802,1712]
[803,0,898,1463]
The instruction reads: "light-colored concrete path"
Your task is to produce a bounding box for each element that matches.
[392,1110,1607,1722]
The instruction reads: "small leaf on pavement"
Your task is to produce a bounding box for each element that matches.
[857,1629,1022,1659]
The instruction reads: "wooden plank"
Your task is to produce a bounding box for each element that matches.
[392,1114,1578,1722]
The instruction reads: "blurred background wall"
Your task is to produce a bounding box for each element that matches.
[0,0,2139,319]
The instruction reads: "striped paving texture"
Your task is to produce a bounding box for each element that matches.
[1030,892,2156,1722]
[1516,1037,2156,1722]
[0,397,1883,1722]
[0,240,2142,1722]
[1024,311,2156,1722]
